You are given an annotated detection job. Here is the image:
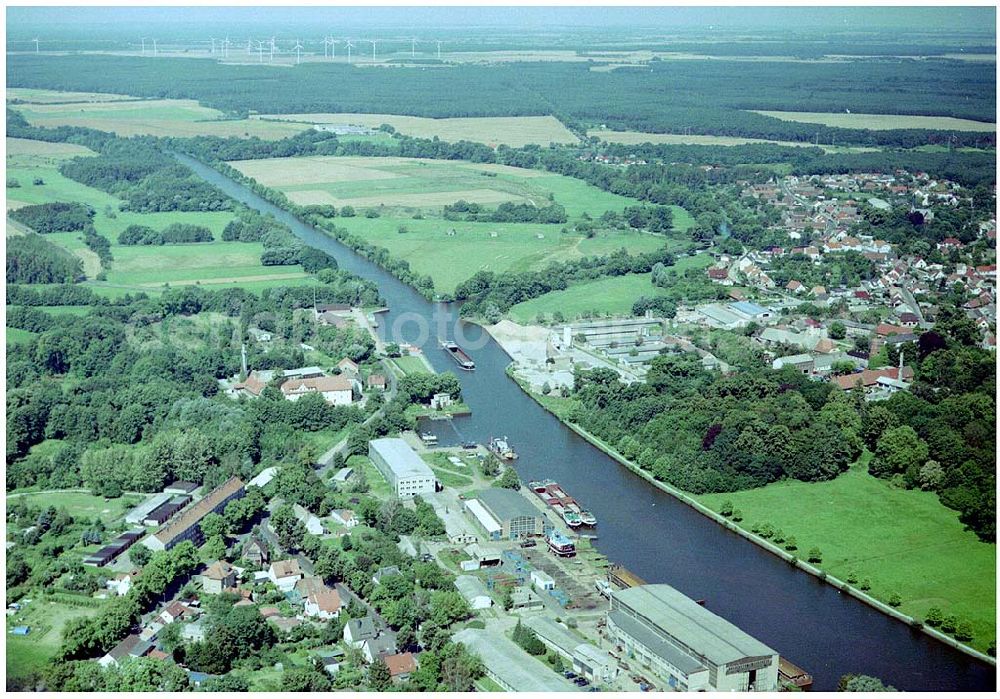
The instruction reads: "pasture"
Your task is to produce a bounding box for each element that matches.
[752,110,997,132]
[8,87,138,103]
[255,113,579,147]
[13,98,308,139]
[507,253,711,322]
[696,461,996,653]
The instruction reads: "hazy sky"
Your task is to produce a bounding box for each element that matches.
[7,6,996,37]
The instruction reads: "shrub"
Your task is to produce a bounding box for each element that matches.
[887,592,902,607]
[807,547,823,563]
[941,616,957,633]
[783,536,797,551]
[925,607,943,627]
[954,621,973,642]
[719,500,734,517]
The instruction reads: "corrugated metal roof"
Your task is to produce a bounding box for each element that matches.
[464,499,501,534]
[609,610,706,675]
[613,585,775,667]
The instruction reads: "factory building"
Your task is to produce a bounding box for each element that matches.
[367,438,436,499]
[466,488,546,541]
[607,584,779,692]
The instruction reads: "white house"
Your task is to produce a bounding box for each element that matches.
[304,587,342,620]
[269,559,304,592]
[330,509,358,528]
[293,504,325,536]
[281,375,354,405]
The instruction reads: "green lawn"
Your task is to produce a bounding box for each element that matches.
[8,488,136,524]
[345,455,392,499]
[390,355,433,375]
[508,254,711,323]
[696,461,996,653]
[7,596,106,683]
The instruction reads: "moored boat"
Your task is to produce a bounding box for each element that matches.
[441,341,475,370]
[546,531,576,557]
[488,436,518,460]
[580,510,597,526]
[563,510,583,527]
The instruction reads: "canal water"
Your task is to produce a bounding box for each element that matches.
[178,154,995,691]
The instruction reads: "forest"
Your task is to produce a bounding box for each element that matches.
[7,53,995,146]
[567,298,995,542]
[8,201,94,233]
[6,233,84,284]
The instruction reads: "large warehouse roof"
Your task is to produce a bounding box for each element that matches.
[477,488,539,522]
[369,438,434,480]
[452,628,580,692]
[609,610,705,676]
[613,584,776,667]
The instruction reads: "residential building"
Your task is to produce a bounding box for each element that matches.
[368,438,437,499]
[607,584,779,692]
[142,477,245,552]
[344,616,378,647]
[304,587,342,620]
[293,504,325,535]
[281,375,354,405]
[242,536,269,567]
[362,634,398,663]
[330,509,358,528]
[384,652,419,683]
[99,634,153,669]
[201,560,237,595]
[269,559,304,592]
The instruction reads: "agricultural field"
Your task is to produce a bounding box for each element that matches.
[751,110,997,132]
[6,154,315,293]
[696,460,996,653]
[231,155,691,292]
[587,129,818,148]
[8,87,139,103]
[255,113,579,147]
[507,253,711,323]
[12,97,309,139]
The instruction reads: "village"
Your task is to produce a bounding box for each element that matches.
[501,168,995,405]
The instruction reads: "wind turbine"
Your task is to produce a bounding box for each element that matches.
[246,38,252,55]
[269,36,276,61]
[141,37,147,56]
[256,39,265,63]
[369,38,377,62]
[346,38,354,63]
[222,37,230,59]
[324,35,337,59]
[151,38,158,57]
[33,38,39,54]
[293,39,303,65]
[435,40,442,60]
[210,37,216,55]
[411,37,416,58]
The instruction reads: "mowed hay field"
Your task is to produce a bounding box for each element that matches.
[587,129,819,148]
[507,253,711,322]
[8,87,139,103]
[230,154,692,292]
[697,460,996,653]
[13,97,308,140]
[752,110,997,132]
[256,113,579,147]
[6,152,313,292]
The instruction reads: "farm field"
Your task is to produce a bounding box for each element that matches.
[255,113,579,147]
[6,137,96,160]
[231,154,691,292]
[8,87,139,103]
[587,129,819,148]
[696,460,996,654]
[751,110,997,132]
[507,253,712,322]
[12,97,308,139]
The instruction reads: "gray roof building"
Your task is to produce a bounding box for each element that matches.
[452,628,580,692]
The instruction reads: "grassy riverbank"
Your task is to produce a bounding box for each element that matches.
[506,367,996,658]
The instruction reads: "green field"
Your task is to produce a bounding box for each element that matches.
[751,110,997,132]
[13,98,307,140]
[6,156,314,292]
[7,488,134,524]
[696,460,996,653]
[507,253,711,323]
[6,327,38,345]
[7,596,106,682]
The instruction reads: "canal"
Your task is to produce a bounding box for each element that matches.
[178,154,995,691]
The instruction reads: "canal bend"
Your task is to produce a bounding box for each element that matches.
[177,154,995,692]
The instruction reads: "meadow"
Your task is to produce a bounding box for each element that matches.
[6,155,312,292]
[696,460,996,653]
[7,596,106,683]
[255,113,579,147]
[507,253,711,322]
[8,87,138,103]
[231,154,691,292]
[752,110,997,132]
[587,129,818,148]
[12,98,308,140]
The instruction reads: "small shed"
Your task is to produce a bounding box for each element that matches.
[11,626,30,636]
[531,569,556,591]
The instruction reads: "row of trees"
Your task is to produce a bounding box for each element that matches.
[8,201,94,233]
[117,222,214,245]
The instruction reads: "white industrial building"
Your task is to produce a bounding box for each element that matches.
[607,584,779,692]
[367,438,436,498]
[454,575,493,609]
[452,628,581,692]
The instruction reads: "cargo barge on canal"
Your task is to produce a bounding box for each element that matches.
[529,479,597,528]
[441,341,475,370]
